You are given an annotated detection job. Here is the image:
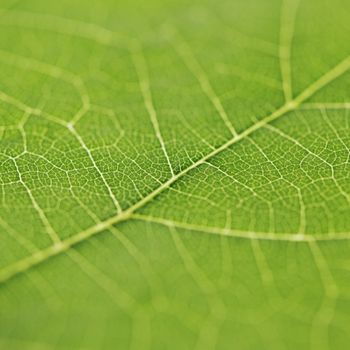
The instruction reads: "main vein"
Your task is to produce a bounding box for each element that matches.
[0,53,349,285]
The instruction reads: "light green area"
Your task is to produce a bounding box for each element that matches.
[0,0,350,349]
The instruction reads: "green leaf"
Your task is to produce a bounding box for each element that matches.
[0,0,350,349]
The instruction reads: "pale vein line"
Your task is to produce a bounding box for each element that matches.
[216,63,283,91]
[133,214,308,242]
[169,226,225,350]
[66,249,152,350]
[169,186,220,208]
[220,19,279,56]
[0,9,126,47]
[173,110,216,150]
[279,0,300,102]
[132,214,350,242]
[308,240,338,350]
[67,123,122,213]
[0,216,61,310]
[301,102,350,110]
[18,110,30,153]
[171,33,238,137]
[219,209,233,288]
[265,124,334,167]
[294,56,350,105]
[251,240,274,286]
[11,157,60,244]
[108,226,168,311]
[204,160,269,203]
[67,249,137,313]
[0,54,350,284]
[320,108,350,163]
[130,40,175,177]
[246,137,284,233]
[0,90,66,127]
[0,48,90,123]
[265,124,350,203]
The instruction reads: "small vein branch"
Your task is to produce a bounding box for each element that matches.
[12,158,60,244]
[169,28,238,137]
[130,40,175,177]
[279,0,300,101]
[67,123,122,213]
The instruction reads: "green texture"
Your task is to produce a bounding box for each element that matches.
[0,0,350,349]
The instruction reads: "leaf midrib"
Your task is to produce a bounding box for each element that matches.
[1,53,349,285]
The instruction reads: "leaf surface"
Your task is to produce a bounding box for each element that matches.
[0,0,350,349]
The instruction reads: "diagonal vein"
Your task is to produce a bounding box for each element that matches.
[130,40,175,177]
[170,30,238,137]
[279,0,300,101]
[67,123,123,213]
[0,51,349,286]
[131,214,350,242]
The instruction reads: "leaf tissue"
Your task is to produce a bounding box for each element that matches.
[0,0,350,349]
